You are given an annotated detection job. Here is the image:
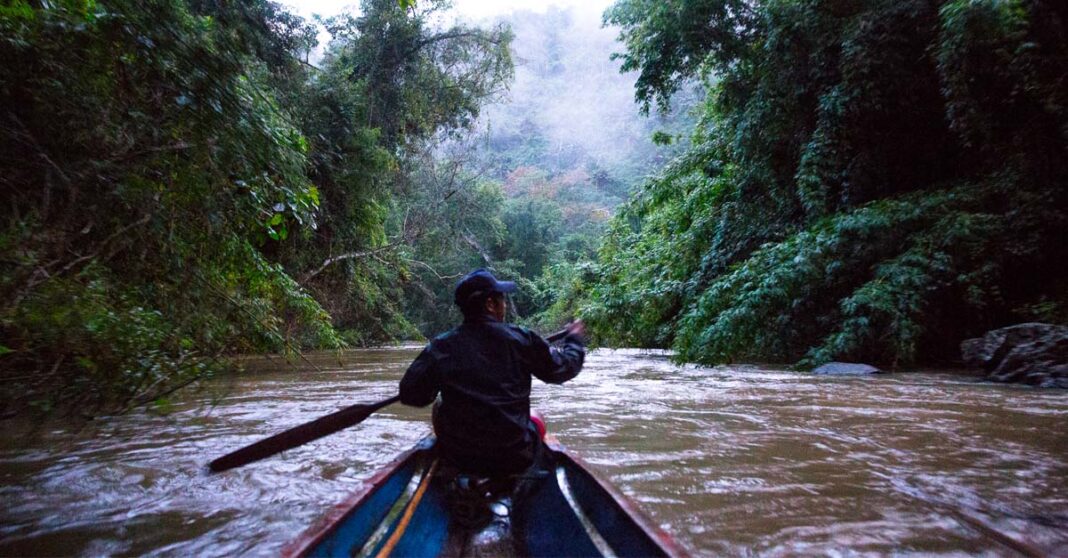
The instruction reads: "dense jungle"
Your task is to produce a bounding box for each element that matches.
[1,0,1066,417]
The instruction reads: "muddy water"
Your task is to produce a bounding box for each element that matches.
[1,347,1066,556]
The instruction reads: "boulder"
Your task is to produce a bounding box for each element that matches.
[960,323,1068,388]
[812,362,881,375]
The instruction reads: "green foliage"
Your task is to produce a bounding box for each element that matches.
[673,185,1015,365]
[423,7,697,336]
[499,199,564,279]
[605,0,755,114]
[0,0,512,413]
[395,154,511,334]
[579,0,1068,366]
[287,0,513,342]
[317,0,512,149]
[575,140,729,347]
[0,0,345,413]
[651,131,674,146]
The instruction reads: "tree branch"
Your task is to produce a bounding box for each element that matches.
[403,258,464,281]
[409,30,502,57]
[461,230,493,265]
[5,112,72,186]
[300,244,398,284]
[10,213,153,311]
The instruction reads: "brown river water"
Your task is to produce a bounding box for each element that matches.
[1,346,1067,556]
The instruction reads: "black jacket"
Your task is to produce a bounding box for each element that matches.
[399,315,585,475]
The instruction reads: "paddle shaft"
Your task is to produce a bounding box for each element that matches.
[545,327,569,344]
[209,327,574,472]
[209,394,400,472]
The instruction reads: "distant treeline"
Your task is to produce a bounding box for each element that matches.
[560,0,1068,367]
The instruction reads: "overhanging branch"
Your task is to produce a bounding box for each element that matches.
[300,244,397,284]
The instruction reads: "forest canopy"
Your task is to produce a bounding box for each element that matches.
[573,0,1068,366]
[0,0,513,413]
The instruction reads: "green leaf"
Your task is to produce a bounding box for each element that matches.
[0,1,35,21]
[651,131,673,145]
[269,213,283,226]
[74,356,99,375]
[0,345,12,357]
[151,397,174,415]
[29,399,54,413]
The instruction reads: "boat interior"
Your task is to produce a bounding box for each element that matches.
[303,440,669,558]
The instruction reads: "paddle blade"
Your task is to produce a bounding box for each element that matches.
[209,395,400,473]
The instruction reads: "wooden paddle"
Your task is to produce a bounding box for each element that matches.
[209,327,575,473]
[209,394,400,472]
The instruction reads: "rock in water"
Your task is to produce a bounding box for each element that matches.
[812,362,881,375]
[960,323,1068,388]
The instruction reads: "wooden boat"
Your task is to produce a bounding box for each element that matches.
[283,436,687,557]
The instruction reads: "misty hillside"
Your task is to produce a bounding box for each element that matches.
[470,7,693,209]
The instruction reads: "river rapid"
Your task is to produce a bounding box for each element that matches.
[1,347,1066,556]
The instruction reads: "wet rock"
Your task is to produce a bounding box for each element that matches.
[960,323,1068,388]
[811,362,881,375]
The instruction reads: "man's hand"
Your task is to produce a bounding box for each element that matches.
[566,319,586,338]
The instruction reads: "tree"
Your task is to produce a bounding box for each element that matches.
[0,0,338,413]
[0,0,514,413]
[284,0,513,342]
[581,0,1068,365]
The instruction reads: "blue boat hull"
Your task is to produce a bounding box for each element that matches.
[284,436,685,557]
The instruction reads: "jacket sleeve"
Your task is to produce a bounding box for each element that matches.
[527,331,585,385]
[399,343,442,407]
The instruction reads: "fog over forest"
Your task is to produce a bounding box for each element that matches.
[472,6,687,179]
[395,4,698,334]
[296,1,683,191]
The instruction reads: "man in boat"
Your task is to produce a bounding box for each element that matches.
[399,268,586,477]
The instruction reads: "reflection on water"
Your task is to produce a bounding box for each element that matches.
[1,347,1066,556]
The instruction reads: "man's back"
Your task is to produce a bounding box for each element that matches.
[400,316,584,475]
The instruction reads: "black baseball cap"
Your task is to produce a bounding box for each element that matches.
[454,268,517,306]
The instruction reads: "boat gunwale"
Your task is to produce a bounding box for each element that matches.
[280,442,427,558]
[545,436,691,558]
[283,435,690,558]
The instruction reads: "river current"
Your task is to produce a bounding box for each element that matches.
[1,347,1066,556]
